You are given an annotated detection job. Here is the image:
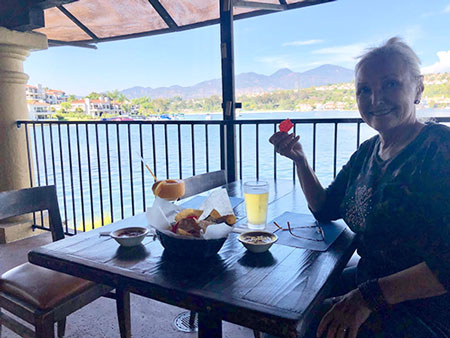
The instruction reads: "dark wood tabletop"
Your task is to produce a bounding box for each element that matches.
[28,180,357,338]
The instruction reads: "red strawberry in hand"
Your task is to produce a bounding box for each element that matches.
[279,118,293,133]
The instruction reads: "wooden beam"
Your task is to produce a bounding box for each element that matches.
[57,5,99,40]
[220,0,237,182]
[48,39,97,49]
[0,1,44,31]
[0,0,78,31]
[147,0,178,29]
[233,0,286,11]
[31,0,78,10]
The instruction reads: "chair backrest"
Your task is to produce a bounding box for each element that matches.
[181,170,227,199]
[0,185,64,242]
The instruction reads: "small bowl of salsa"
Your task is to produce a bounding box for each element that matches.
[238,231,278,253]
[110,227,149,247]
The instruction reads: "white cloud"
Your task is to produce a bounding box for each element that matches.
[282,39,323,47]
[255,55,295,69]
[311,43,367,63]
[444,4,450,13]
[421,50,450,73]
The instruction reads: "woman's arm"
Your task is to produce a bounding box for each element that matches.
[294,156,326,213]
[269,132,326,212]
[379,262,447,304]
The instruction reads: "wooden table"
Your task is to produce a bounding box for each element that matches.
[28,180,357,338]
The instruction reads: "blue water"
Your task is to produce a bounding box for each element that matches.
[29,109,449,231]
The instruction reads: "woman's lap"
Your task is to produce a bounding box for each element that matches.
[263,266,450,338]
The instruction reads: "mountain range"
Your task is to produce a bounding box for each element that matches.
[120,64,354,100]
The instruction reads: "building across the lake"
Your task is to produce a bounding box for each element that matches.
[27,100,55,120]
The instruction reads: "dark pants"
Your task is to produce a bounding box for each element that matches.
[264,265,450,338]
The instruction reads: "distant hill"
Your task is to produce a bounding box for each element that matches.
[120,64,354,99]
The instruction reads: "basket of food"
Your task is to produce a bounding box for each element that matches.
[146,189,236,258]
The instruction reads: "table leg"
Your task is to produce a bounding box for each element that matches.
[198,312,222,338]
[116,288,131,338]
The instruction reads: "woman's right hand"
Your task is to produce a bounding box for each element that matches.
[269,132,305,162]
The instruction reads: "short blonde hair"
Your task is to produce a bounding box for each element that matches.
[355,37,422,79]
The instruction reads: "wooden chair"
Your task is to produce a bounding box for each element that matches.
[181,169,227,200]
[0,186,130,338]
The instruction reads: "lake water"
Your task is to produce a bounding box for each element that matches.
[29,109,449,232]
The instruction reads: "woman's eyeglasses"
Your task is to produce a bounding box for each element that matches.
[273,221,325,242]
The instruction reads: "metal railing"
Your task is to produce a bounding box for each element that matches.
[16,116,450,235]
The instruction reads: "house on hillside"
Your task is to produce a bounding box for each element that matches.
[70,97,124,117]
[25,84,44,101]
[27,100,54,120]
[45,89,66,104]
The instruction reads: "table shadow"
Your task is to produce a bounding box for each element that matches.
[114,244,151,261]
[238,251,276,267]
[158,251,229,283]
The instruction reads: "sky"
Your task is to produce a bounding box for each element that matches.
[24,0,450,96]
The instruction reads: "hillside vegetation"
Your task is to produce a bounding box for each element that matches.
[125,73,450,114]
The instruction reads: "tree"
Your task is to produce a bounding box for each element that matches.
[86,92,101,100]
[59,102,72,113]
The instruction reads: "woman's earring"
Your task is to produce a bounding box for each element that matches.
[414,99,420,104]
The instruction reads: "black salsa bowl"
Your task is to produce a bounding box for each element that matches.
[156,229,227,258]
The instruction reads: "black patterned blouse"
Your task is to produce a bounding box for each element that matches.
[313,122,450,295]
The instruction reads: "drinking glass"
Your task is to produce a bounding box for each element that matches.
[244,181,269,230]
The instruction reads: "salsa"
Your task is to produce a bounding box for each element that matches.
[117,230,145,238]
[241,234,273,244]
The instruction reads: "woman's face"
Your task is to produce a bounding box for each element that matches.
[355,55,423,133]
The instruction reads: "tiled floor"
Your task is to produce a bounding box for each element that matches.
[0,233,255,338]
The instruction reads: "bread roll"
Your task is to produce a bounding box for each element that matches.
[152,179,185,200]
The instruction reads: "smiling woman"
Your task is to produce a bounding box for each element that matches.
[268,37,450,338]
[355,38,425,159]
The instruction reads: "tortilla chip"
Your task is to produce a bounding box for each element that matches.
[175,208,203,222]
[224,214,236,225]
[176,228,193,237]
[209,209,222,219]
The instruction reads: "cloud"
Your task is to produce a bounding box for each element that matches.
[421,50,450,73]
[311,43,367,63]
[255,55,296,69]
[282,39,323,47]
[444,4,450,13]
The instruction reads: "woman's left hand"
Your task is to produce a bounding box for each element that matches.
[316,289,372,338]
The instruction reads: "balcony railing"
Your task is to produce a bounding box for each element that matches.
[16,116,450,235]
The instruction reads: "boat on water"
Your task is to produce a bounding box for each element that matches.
[159,114,172,120]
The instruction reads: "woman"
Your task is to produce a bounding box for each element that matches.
[270,37,450,338]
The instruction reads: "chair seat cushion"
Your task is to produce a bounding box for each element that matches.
[0,263,95,310]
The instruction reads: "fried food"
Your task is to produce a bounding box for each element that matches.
[176,217,202,237]
[204,209,236,225]
[175,208,203,222]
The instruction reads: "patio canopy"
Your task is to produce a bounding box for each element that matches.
[1,0,335,48]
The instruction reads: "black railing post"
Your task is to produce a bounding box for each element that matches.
[220,0,237,182]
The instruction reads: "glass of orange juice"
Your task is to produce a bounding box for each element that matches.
[244,181,269,230]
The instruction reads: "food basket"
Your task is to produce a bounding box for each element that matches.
[156,229,227,258]
[148,189,235,258]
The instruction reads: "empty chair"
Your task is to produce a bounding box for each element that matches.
[0,186,130,338]
[181,169,227,200]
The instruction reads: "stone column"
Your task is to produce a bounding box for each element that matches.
[0,27,48,192]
